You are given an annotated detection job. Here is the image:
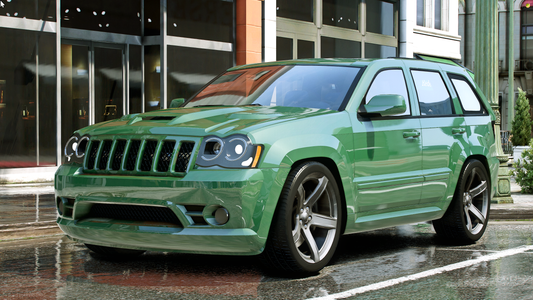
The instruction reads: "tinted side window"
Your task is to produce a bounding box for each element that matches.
[411,70,453,116]
[450,76,486,114]
[364,69,410,116]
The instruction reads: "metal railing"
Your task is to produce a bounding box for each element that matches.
[501,130,513,155]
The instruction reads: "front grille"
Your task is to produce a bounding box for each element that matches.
[86,203,182,226]
[84,136,195,176]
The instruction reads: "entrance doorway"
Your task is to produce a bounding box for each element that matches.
[61,41,125,146]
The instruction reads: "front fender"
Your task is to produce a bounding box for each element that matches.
[254,134,356,239]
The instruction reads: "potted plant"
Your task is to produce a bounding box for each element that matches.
[511,139,533,194]
[511,88,533,164]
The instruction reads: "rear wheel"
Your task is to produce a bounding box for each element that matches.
[433,159,490,243]
[85,244,146,258]
[261,162,343,275]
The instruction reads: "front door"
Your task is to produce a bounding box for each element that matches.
[352,68,423,215]
[61,42,125,146]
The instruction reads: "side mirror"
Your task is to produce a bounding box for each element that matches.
[170,98,185,108]
[360,94,406,117]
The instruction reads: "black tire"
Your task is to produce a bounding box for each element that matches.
[85,244,146,258]
[433,159,490,243]
[261,162,343,275]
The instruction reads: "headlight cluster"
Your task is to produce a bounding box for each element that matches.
[196,134,263,168]
[64,134,90,164]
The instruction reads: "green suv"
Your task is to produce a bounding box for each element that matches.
[56,58,498,274]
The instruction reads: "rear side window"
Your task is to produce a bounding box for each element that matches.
[449,75,486,114]
[411,70,453,116]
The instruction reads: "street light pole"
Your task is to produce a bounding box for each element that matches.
[475,0,513,203]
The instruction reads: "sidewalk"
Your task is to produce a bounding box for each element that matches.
[1,180,532,241]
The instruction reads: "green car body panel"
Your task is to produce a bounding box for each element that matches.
[55,58,499,256]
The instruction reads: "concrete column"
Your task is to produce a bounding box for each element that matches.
[474,0,513,203]
[507,0,515,130]
[399,0,415,58]
[263,0,277,62]
[236,0,262,65]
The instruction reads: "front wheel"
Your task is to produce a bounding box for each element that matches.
[261,162,343,275]
[433,159,490,243]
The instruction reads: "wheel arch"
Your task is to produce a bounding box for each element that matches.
[290,156,349,234]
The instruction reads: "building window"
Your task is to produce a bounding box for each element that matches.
[521,3,533,63]
[167,0,234,43]
[0,28,57,168]
[366,0,395,36]
[167,46,233,107]
[1,0,55,21]
[276,0,397,60]
[416,0,446,30]
[61,0,142,36]
[323,0,359,30]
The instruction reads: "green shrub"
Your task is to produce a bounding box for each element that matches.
[511,139,533,194]
[511,88,533,146]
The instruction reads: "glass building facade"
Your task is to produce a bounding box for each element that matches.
[0,0,402,175]
[0,0,235,171]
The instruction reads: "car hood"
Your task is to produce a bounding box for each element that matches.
[77,106,337,137]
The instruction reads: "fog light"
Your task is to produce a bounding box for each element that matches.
[214,207,229,225]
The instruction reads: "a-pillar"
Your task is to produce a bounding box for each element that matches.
[475,0,513,203]
[236,0,262,66]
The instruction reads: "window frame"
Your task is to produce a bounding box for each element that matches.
[358,67,413,119]
[410,68,456,117]
[447,73,488,116]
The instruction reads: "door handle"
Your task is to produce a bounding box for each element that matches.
[403,131,420,138]
[452,127,466,135]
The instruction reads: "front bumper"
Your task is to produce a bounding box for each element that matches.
[55,164,286,255]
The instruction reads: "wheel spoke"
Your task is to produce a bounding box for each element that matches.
[464,206,473,231]
[293,224,305,248]
[296,185,306,208]
[304,176,328,207]
[310,213,337,229]
[465,168,476,191]
[468,205,486,225]
[302,226,320,263]
[469,180,487,198]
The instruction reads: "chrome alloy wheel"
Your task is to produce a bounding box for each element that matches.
[291,175,338,264]
[462,166,489,235]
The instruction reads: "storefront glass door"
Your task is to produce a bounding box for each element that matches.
[61,42,125,146]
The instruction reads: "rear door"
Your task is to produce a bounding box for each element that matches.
[409,67,470,206]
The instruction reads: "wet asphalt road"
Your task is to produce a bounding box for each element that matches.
[1,223,532,299]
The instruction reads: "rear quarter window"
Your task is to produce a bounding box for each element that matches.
[449,75,487,115]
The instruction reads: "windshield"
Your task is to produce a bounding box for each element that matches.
[184,65,361,111]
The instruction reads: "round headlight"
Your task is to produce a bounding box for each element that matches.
[202,137,224,161]
[226,137,248,161]
[64,136,78,158]
[76,136,89,158]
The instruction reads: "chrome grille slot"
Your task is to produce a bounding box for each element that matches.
[126,140,141,171]
[98,140,113,170]
[111,140,127,170]
[157,141,176,172]
[141,140,158,171]
[175,142,195,172]
[87,140,100,170]
[83,136,196,176]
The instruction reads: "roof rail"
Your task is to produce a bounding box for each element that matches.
[414,54,475,79]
